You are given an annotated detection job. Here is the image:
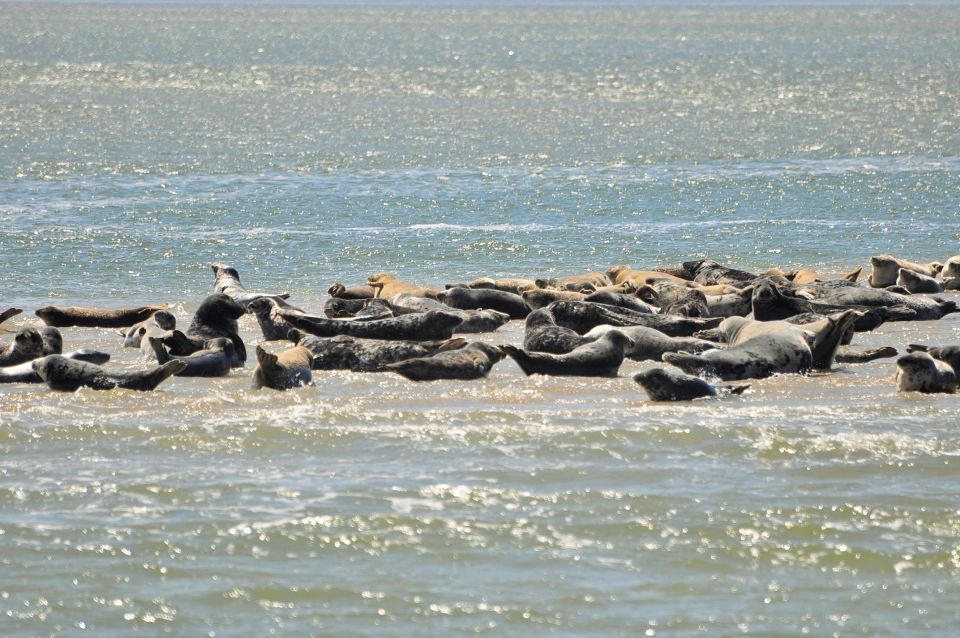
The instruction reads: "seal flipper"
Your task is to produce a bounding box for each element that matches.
[68,349,111,365]
[835,346,898,364]
[499,344,539,376]
[119,360,187,391]
[162,330,204,356]
[0,308,22,325]
[662,351,717,378]
[437,337,468,352]
[226,333,246,366]
[149,337,171,364]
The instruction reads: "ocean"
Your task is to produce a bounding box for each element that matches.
[1,3,959,635]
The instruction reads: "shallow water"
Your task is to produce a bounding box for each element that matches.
[2,3,960,636]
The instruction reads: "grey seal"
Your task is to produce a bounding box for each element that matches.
[211,264,298,309]
[547,301,722,337]
[584,325,717,361]
[252,345,313,390]
[367,272,439,299]
[384,342,504,381]
[896,268,942,294]
[35,304,170,329]
[522,307,594,354]
[633,368,749,401]
[438,287,530,319]
[246,297,298,341]
[149,337,235,377]
[682,259,759,286]
[292,329,467,372]
[906,344,960,373]
[663,330,814,381]
[895,352,956,393]
[0,349,111,384]
[120,310,177,348]
[32,355,185,392]
[281,309,463,341]
[444,277,538,295]
[501,330,633,377]
[0,328,45,366]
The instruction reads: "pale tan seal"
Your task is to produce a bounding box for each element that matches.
[252,345,313,390]
[367,273,438,299]
[868,254,942,288]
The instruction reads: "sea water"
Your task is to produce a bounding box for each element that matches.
[1,4,959,636]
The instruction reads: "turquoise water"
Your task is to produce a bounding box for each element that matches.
[1,4,960,636]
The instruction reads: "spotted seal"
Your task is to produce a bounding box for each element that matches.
[522,307,595,354]
[438,287,530,319]
[367,273,439,299]
[633,367,749,401]
[282,308,463,341]
[583,325,718,361]
[895,352,956,393]
[32,355,185,392]
[0,328,45,366]
[547,301,722,337]
[501,330,633,377]
[0,350,111,384]
[384,342,504,381]
[35,304,170,329]
[906,344,960,374]
[292,329,467,372]
[663,330,814,381]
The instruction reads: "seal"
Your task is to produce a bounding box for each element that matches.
[160,330,246,368]
[547,301,722,337]
[583,325,718,361]
[895,352,956,393]
[211,264,298,309]
[806,283,954,321]
[906,344,960,374]
[682,259,759,287]
[32,355,186,392]
[581,290,657,315]
[150,336,235,377]
[40,326,63,356]
[438,287,530,319]
[324,297,400,320]
[522,307,595,354]
[0,328,45,366]
[282,308,463,341]
[444,277,538,295]
[0,349,111,384]
[941,256,960,281]
[325,295,508,334]
[651,285,709,317]
[120,310,177,348]
[521,288,586,310]
[0,307,22,325]
[868,254,942,288]
[535,272,611,292]
[633,367,749,401]
[384,342,504,381]
[367,273,438,299]
[501,330,633,377]
[328,283,381,299]
[896,268,942,294]
[292,329,468,372]
[663,330,814,381]
[703,286,754,318]
[834,346,899,364]
[252,345,313,390]
[246,297,297,341]
[35,304,170,329]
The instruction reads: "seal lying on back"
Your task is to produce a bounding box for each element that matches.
[292,329,467,372]
[0,328,45,366]
[252,345,313,390]
[211,264,298,309]
[35,304,170,328]
[282,309,463,341]
[663,330,814,381]
[0,350,111,384]
[868,254,942,288]
[438,287,530,319]
[501,331,633,377]
[384,342,504,381]
[150,337,235,377]
[895,352,956,393]
[522,308,595,354]
[547,301,722,337]
[0,308,22,325]
[584,325,717,361]
[32,355,185,392]
[633,368,749,401]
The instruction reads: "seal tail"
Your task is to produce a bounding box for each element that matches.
[129,360,186,391]
[499,345,537,376]
[438,337,468,352]
[148,337,171,364]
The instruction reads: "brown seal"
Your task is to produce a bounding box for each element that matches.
[35,304,170,328]
[252,345,313,390]
[367,272,438,298]
[0,308,22,325]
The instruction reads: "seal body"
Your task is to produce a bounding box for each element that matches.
[0,328,45,366]
[548,301,722,337]
[522,308,595,354]
[501,330,633,377]
[211,264,297,309]
[443,277,537,295]
[439,287,530,319]
[121,311,176,348]
[150,337,235,377]
[384,342,504,381]
[896,268,942,294]
[252,345,313,390]
[367,273,438,299]
[294,330,467,372]
[185,294,247,363]
[663,331,813,381]
[584,325,717,361]
[32,355,185,392]
[0,308,22,325]
[895,352,957,393]
[35,305,169,328]
[633,367,749,401]
[282,309,463,341]
[246,297,297,341]
[868,254,942,288]
[0,350,111,384]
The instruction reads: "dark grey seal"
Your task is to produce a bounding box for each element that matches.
[0,328,45,366]
[547,301,722,337]
[437,287,530,319]
[906,344,960,374]
[0,350,111,384]
[281,309,463,342]
[501,330,633,377]
[246,297,298,341]
[32,355,185,392]
[584,325,718,361]
[384,342,505,381]
[663,331,813,381]
[522,307,595,354]
[150,337,235,377]
[633,367,749,401]
[291,329,467,372]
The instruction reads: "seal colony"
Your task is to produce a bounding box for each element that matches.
[3,256,960,398]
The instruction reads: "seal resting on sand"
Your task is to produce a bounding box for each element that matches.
[367,273,438,299]
[501,330,633,377]
[438,287,531,319]
[868,254,942,288]
[384,342,504,381]
[896,268,942,294]
[633,367,749,401]
[252,345,313,390]
[35,304,170,328]
[32,355,185,392]
[895,352,956,394]
[0,328,45,366]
